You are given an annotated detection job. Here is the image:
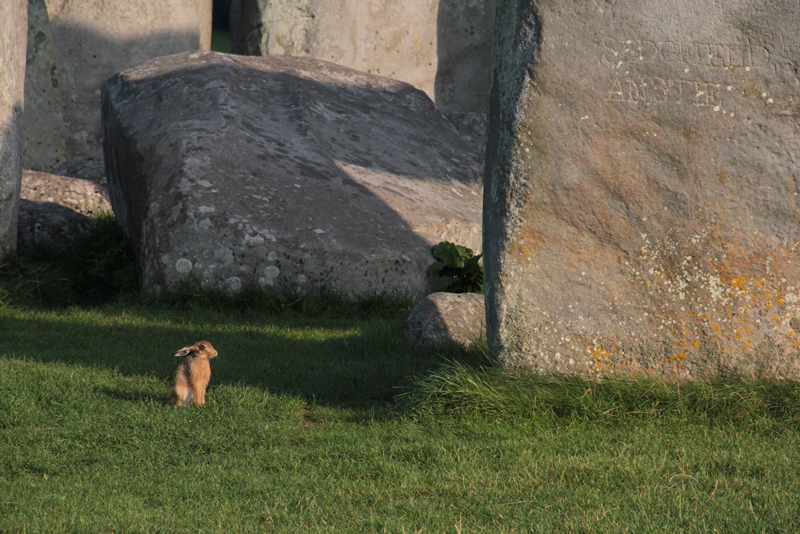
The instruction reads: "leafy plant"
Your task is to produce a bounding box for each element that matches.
[427,241,484,294]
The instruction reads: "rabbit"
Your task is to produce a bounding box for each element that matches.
[169,341,219,407]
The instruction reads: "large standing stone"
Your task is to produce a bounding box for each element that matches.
[240,0,495,113]
[40,0,213,159]
[0,0,28,262]
[23,0,67,172]
[485,1,800,379]
[102,52,482,296]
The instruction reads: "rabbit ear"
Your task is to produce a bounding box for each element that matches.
[173,345,195,357]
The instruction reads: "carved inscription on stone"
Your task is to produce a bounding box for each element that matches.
[591,3,800,111]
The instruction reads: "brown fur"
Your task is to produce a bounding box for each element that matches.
[169,341,219,406]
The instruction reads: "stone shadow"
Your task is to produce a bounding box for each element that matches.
[434,0,496,114]
[0,312,458,413]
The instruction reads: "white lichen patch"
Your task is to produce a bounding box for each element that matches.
[243,233,265,247]
[265,265,280,279]
[223,277,242,293]
[176,258,193,274]
[214,246,234,265]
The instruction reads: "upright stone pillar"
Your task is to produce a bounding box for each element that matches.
[23,0,67,172]
[485,0,800,379]
[44,0,213,158]
[0,0,28,261]
[241,0,495,113]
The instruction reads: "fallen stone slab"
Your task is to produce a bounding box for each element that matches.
[402,292,486,347]
[102,51,482,296]
[18,170,112,249]
[484,0,800,380]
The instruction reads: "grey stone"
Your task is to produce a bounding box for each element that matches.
[21,170,111,217]
[446,112,487,172]
[17,170,111,249]
[23,0,66,172]
[102,51,482,296]
[403,292,486,347]
[484,0,800,380]
[0,0,28,262]
[241,0,495,113]
[41,0,213,159]
[230,0,241,54]
[53,155,108,193]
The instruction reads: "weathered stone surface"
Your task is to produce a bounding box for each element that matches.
[403,292,486,347]
[0,0,28,261]
[446,112,487,173]
[102,51,482,296]
[18,170,112,249]
[241,0,495,113]
[485,0,800,379]
[23,0,67,172]
[53,155,108,193]
[41,0,213,158]
[21,170,111,216]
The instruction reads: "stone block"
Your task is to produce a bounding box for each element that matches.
[485,0,800,379]
[102,52,482,296]
[39,0,213,159]
[18,170,112,250]
[0,0,28,261]
[241,0,496,113]
[403,292,486,347]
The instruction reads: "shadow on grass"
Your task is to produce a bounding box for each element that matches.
[0,305,487,415]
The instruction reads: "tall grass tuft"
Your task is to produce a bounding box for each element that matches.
[405,360,800,430]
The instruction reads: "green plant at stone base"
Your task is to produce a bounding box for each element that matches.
[428,241,484,295]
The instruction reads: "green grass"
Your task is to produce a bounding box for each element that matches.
[211,27,232,54]
[1,222,799,532]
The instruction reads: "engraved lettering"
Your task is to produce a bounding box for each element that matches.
[600,36,779,71]
[650,77,669,103]
[607,76,722,107]
[660,41,681,63]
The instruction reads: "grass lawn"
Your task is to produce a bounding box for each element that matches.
[1,222,799,532]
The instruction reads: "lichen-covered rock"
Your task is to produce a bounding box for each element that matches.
[17,170,113,249]
[0,0,27,261]
[102,52,482,296]
[403,292,486,347]
[484,0,800,380]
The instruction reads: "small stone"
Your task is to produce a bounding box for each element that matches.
[402,292,486,347]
